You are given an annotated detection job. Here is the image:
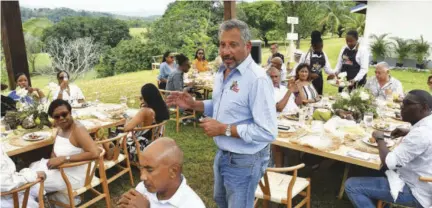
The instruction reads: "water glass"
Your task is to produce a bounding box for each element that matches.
[363,112,374,127]
[322,97,329,107]
[94,92,100,104]
[120,96,128,106]
[299,109,306,125]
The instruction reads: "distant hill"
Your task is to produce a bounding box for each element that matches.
[22,18,53,37]
[20,7,160,23]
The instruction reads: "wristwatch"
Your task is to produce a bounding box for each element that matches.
[225,124,232,137]
[375,136,385,141]
[65,156,71,163]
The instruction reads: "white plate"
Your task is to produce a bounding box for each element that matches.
[23,132,51,142]
[362,137,395,147]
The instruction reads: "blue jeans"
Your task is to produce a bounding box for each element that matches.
[213,145,270,208]
[345,177,422,208]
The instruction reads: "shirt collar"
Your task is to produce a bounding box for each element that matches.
[154,175,187,207]
[218,54,253,75]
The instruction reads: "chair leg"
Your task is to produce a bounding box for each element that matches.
[306,178,311,208]
[377,200,385,208]
[99,161,112,208]
[176,109,180,133]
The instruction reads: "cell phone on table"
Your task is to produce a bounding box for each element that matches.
[278,125,290,131]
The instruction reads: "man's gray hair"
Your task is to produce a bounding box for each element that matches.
[219,19,251,44]
[376,61,390,71]
[271,57,283,64]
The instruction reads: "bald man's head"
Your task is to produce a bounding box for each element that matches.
[138,137,184,194]
[271,57,283,70]
[268,67,281,87]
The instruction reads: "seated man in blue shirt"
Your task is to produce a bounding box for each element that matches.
[166,19,277,207]
[166,54,191,92]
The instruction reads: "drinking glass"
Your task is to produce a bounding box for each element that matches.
[299,108,306,125]
[120,96,128,106]
[363,112,374,127]
[322,97,329,107]
[94,92,100,104]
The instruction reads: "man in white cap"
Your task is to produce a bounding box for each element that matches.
[364,61,404,100]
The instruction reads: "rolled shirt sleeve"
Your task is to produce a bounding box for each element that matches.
[323,52,334,75]
[385,129,428,170]
[353,48,369,82]
[203,100,214,117]
[236,77,278,143]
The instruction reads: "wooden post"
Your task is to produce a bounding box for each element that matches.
[1,1,30,89]
[224,1,236,21]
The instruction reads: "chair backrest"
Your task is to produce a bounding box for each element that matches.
[131,120,167,143]
[0,178,45,208]
[95,132,127,161]
[57,147,106,194]
[258,163,305,201]
[152,55,163,63]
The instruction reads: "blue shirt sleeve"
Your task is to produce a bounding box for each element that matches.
[8,91,19,101]
[236,77,277,143]
[158,63,170,80]
[203,100,214,117]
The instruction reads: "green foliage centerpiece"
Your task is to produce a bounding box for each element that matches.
[332,88,376,122]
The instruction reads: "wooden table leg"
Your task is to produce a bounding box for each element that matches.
[338,163,351,199]
[272,144,284,168]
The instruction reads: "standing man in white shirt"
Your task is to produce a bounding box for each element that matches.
[334,30,369,92]
[364,62,404,100]
[345,90,432,208]
[117,137,205,208]
[268,67,298,115]
[166,19,277,208]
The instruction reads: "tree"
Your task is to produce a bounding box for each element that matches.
[281,1,324,47]
[24,33,43,73]
[319,2,352,37]
[238,1,284,45]
[344,14,366,36]
[42,16,131,48]
[44,37,101,81]
[369,34,392,63]
[412,35,431,66]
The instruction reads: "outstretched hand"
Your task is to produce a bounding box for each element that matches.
[166,91,195,110]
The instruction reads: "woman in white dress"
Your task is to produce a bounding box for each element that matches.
[53,71,85,103]
[30,99,100,205]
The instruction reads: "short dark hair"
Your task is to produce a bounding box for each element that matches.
[407,90,432,110]
[48,99,72,117]
[14,73,27,82]
[194,48,206,61]
[346,30,359,40]
[56,70,69,79]
[295,63,312,81]
[428,75,432,83]
[141,84,169,123]
[311,30,323,46]
[176,54,189,66]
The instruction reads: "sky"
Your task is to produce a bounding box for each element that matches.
[19,0,176,17]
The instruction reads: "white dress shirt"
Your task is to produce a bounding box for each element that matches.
[385,114,432,208]
[298,51,334,75]
[53,84,85,102]
[135,176,205,208]
[274,85,298,115]
[334,44,369,82]
[364,76,404,100]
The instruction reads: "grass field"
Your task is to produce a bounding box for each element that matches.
[7,37,431,207]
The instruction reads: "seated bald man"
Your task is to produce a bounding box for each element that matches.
[268,67,299,116]
[118,137,205,208]
[364,62,404,100]
[268,57,287,85]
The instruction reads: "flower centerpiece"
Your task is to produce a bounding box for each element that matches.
[328,72,349,87]
[331,88,377,122]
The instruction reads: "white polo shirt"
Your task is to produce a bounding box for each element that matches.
[274,85,298,115]
[135,176,205,208]
[386,115,432,208]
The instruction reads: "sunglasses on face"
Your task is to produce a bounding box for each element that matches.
[53,112,69,120]
[198,52,204,55]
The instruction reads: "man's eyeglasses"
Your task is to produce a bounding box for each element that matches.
[53,112,69,120]
[401,99,422,109]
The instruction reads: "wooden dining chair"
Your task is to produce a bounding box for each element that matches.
[48,147,111,208]
[159,89,196,132]
[95,132,134,186]
[254,163,311,208]
[126,120,167,167]
[0,177,45,208]
[377,176,432,208]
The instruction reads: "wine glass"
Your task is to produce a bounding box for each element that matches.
[363,112,374,127]
[120,96,128,106]
[94,92,100,104]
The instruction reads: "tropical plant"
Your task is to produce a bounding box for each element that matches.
[391,37,412,66]
[344,14,365,36]
[319,2,350,37]
[412,35,431,66]
[369,33,392,63]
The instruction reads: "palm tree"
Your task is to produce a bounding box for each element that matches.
[319,2,347,37]
[344,14,365,36]
[391,37,412,67]
[412,35,431,68]
[369,33,392,64]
